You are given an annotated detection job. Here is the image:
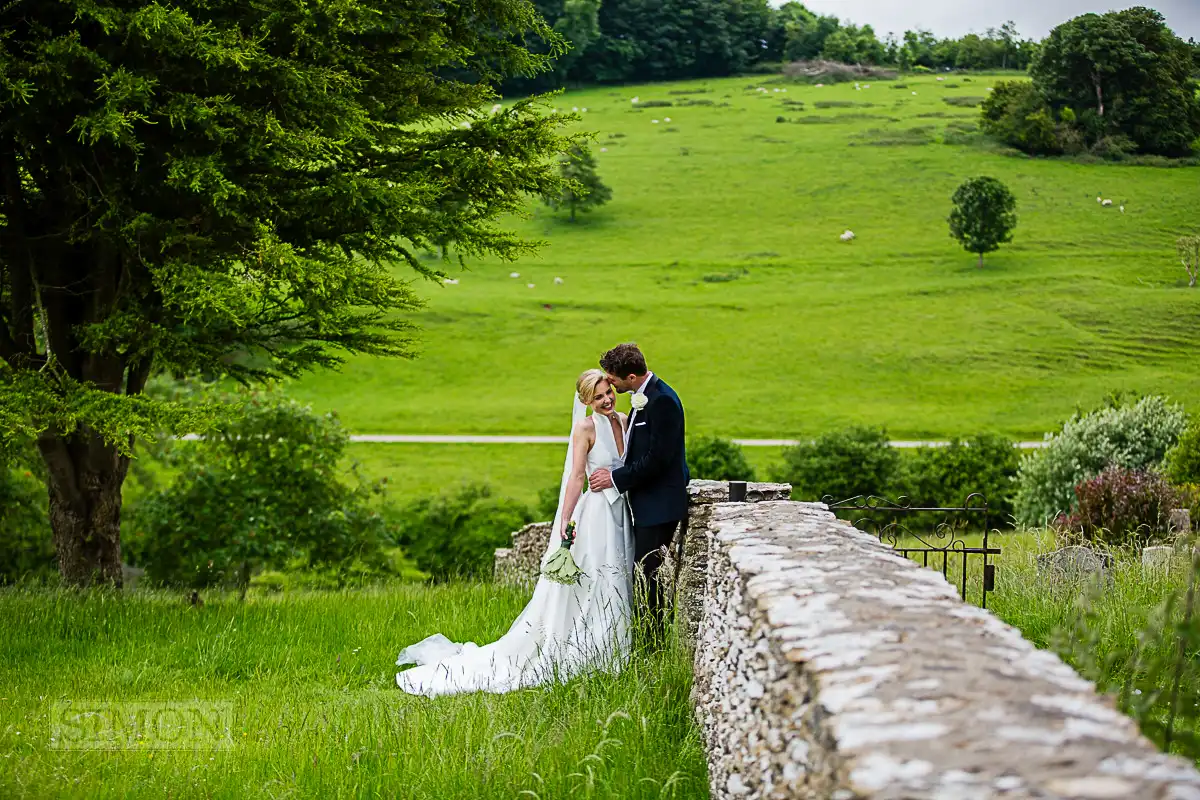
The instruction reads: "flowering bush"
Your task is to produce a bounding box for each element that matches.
[1056,467,1180,547]
[1014,395,1188,526]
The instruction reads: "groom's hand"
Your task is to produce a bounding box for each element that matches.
[589,469,614,492]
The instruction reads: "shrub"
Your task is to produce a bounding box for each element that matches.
[1014,395,1188,526]
[943,96,984,107]
[0,454,55,584]
[636,100,673,108]
[1057,468,1180,548]
[771,426,898,502]
[687,436,756,482]
[388,484,533,581]
[979,81,1067,155]
[1165,419,1200,485]
[897,435,1019,523]
[126,389,397,590]
[1090,134,1139,161]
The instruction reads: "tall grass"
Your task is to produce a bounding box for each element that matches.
[0,585,707,799]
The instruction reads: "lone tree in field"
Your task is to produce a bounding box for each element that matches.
[0,0,573,586]
[544,145,612,221]
[1179,236,1200,288]
[949,177,1018,268]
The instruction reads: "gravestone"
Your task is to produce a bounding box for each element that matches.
[1036,545,1112,584]
[1142,545,1174,575]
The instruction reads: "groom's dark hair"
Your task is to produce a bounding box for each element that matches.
[600,343,648,377]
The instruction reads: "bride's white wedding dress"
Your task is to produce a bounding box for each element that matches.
[396,399,634,696]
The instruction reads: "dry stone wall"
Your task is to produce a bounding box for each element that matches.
[688,496,1200,799]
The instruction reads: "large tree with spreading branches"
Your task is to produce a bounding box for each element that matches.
[0,0,574,586]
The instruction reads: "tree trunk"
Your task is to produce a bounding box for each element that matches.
[978,252,984,269]
[1093,71,1104,118]
[37,426,133,588]
[570,204,576,222]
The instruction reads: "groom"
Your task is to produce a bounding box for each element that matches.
[589,343,689,638]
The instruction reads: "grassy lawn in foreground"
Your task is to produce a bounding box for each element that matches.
[286,72,1200,441]
[0,585,706,800]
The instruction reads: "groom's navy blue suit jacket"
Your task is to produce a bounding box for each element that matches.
[612,375,690,528]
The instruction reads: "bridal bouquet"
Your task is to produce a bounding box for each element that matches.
[542,521,583,585]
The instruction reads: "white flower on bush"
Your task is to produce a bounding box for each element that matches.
[631,394,649,411]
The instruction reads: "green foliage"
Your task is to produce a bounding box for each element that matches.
[0,452,55,584]
[544,145,613,221]
[948,176,1017,267]
[126,389,397,589]
[1057,555,1200,760]
[772,425,898,502]
[687,436,756,481]
[388,484,534,581]
[1014,395,1189,526]
[1031,8,1200,157]
[897,435,1019,522]
[1165,419,1200,485]
[1057,467,1180,548]
[0,0,576,582]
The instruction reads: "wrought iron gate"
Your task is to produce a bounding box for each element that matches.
[822,493,1000,608]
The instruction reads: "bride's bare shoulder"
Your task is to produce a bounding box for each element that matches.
[572,417,596,437]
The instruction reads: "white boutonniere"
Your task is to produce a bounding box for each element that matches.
[631,394,648,412]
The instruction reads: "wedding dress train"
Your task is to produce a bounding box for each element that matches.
[396,402,634,696]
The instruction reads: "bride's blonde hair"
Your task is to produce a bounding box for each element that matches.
[576,369,609,404]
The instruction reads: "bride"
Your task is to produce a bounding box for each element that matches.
[396,369,635,696]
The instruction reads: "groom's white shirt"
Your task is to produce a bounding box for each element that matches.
[623,371,653,452]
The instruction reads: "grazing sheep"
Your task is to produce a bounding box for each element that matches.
[1102,199,1113,207]
[581,107,588,112]
[510,272,520,278]
[840,230,856,242]
[527,283,536,289]
[631,96,639,104]
[554,277,564,285]
[664,116,671,122]
[652,119,660,124]
[600,147,608,152]
[1120,202,1126,213]
[443,278,459,285]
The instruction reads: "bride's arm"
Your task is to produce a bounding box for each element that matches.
[559,419,592,535]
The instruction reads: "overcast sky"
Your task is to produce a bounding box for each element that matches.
[792,1,1200,41]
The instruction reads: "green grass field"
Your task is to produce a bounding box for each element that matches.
[0,585,706,799]
[5,530,1196,796]
[286,72,1200,447]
